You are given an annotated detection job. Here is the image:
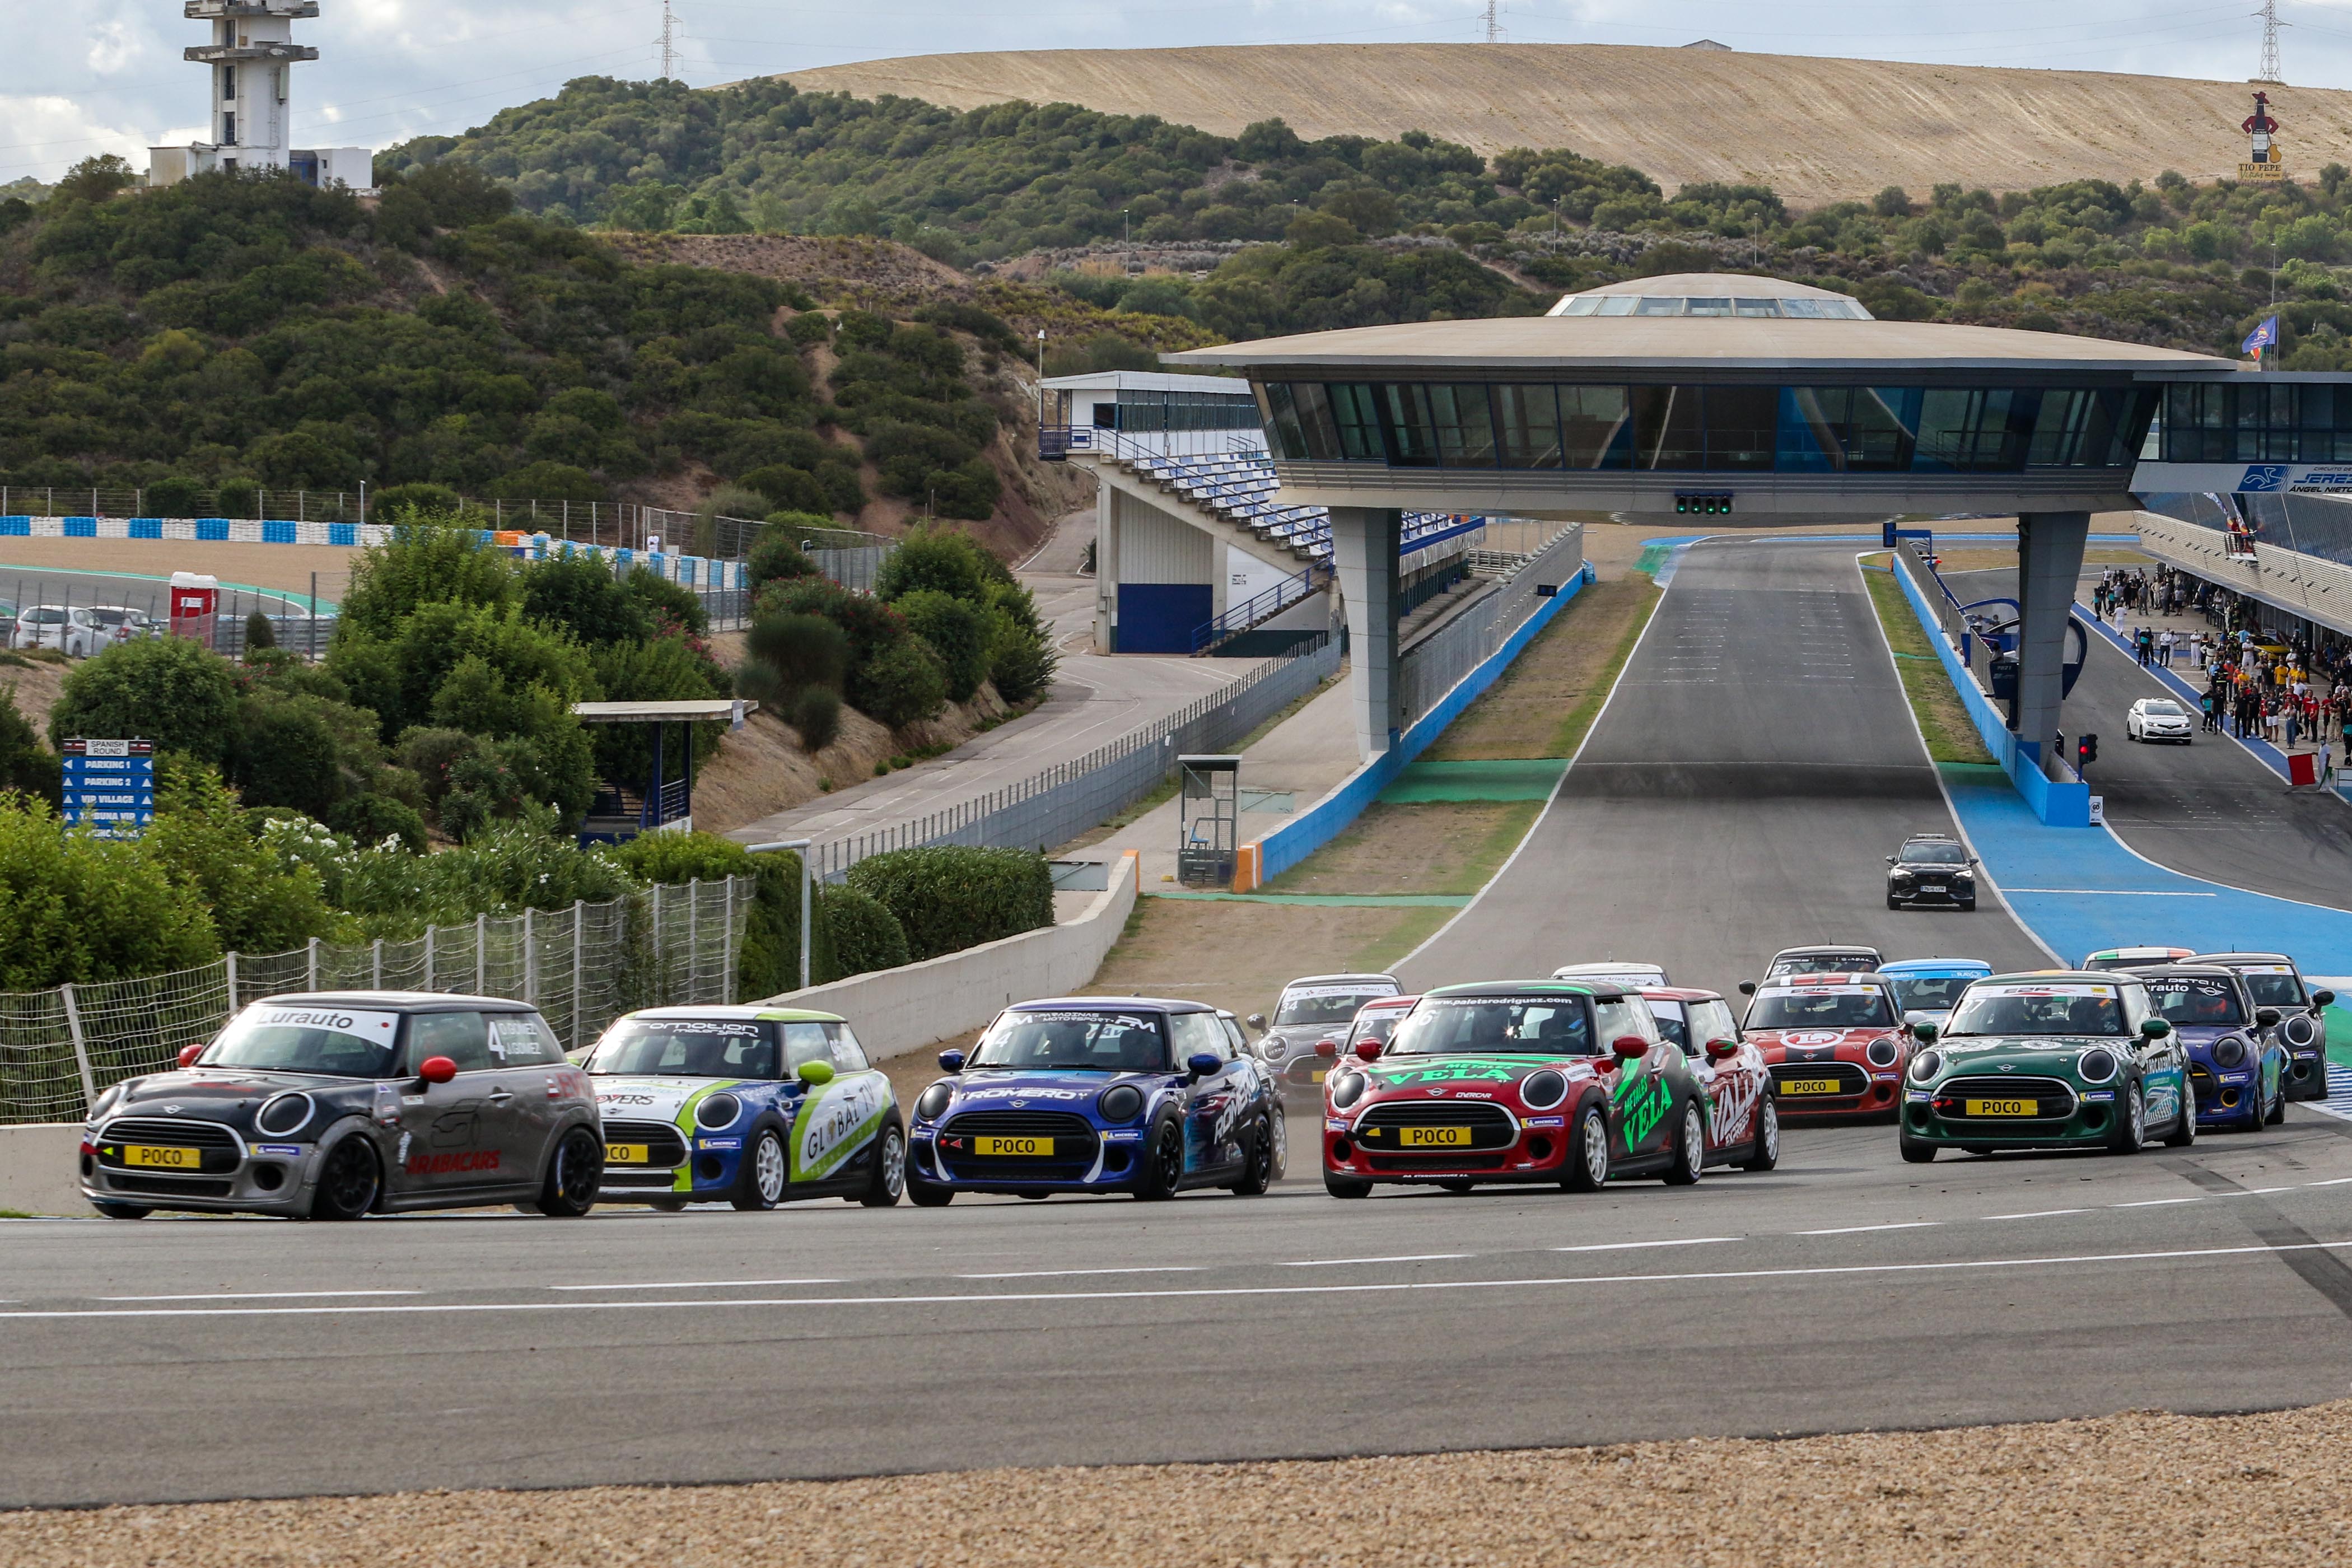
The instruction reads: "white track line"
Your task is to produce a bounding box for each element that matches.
[550,1278,841,1291]
[1983,1208,2089,1220]
[2113,1197,2202,1207]
[95,1289,422,1301]
[1797,1221,1940,1236]
[1553,1236,1742,1252]
[1280,1253,1469,1267]
[959,1267,1201,1280]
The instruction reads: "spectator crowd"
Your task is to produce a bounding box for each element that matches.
[2092,562,2351,753]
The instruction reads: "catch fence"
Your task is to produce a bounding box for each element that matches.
[1397,523,1585,726]
[0,876,749,1126]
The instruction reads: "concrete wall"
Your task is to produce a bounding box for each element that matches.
[1117,492,1216,586]
[758,851,1141,1059]
[1,1124,88,1218]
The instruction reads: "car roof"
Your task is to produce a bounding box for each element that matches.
[1280,973,1399,988]
[248,990,539,1013]
[1899,833,1960,843]
[623,1004,846,1024]
[1876,958,1994,976]
[1357,994,1419,1009]
[1760,970,1887,986]
[1008,996,1215,1013]
[2130,965,2241,981]
[1639,986,1722,1002]
[2185,952,2297,967]
[1771,944,1884,956]
[1424,980,1628,1003]
[1981,970,2142,984]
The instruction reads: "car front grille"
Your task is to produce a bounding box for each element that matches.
[1368,1151,1513,1172]
[939,1110,1100,1180]
[1931,1075,2077,1119]
[1769,1062,1871,1100]
[109,1174,235,1197]
[600,1170,685,1189]
[93,1117,241,1175]
[1352,1100,1517,1151]
[600,1119,688,1169]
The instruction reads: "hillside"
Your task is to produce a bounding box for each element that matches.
[777,43,2352,207]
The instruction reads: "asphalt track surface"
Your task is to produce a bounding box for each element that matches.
[0,567,311,624]
[14,538,2352,1509]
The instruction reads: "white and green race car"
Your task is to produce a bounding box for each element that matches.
[582,1006,904,1210]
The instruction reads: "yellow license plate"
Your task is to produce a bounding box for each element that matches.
[604,1143,650,1165]
[1966,1098,2036,1117]
[122,1144,202,1169]
[1399,1126,1471,1147]
[1783,1079,1843,1095]
[975,1135,1052,1156]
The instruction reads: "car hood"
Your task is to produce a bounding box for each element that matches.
[947,1069,1166,1107]
[97,1068,373,1124]
[1352,1054,1604,1095]
[1747,1026,1900,1063]
[1922,1038,2126,1079]
[591,1075,760,1123]
[1259,1023,1352,1053]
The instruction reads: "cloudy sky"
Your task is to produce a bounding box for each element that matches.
[9,0,2352,184]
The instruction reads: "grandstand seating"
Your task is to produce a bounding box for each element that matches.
[1110,447,1475,564]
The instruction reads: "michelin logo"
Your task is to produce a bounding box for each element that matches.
[2239,464,2289,492]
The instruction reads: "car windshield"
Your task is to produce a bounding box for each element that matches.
[25,608,62,626]
[2234,968,2308,1008]
[1388,997,1593,1057]
[2082,953,2164,971]
[1275,984,1394,1026]
[1645,1000,1688,1047]
[200,1004,403,1077]
[1747,987,1893,1028]
[1900,843,1966,865]
[1769,952,1879,976]
[1947,983,2128,1037]
[1889,976,1977,1014]
[91,610,128,626]
[2144,977,2245,1028]
[970,1010,1169,1071]
[1348,1010,1407,1047]
[2143,701,2184,717]
[588,1018,777,1077]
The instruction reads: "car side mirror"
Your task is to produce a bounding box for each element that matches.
[1910,1021,1938,1044]
[1704,1038,1738,1061]
[1611,1035,1649,1061]
[1738,981,1757,996]
[1247,1014,1266,1029]
[1886,856,1897,865]
[1353,1038,1382,1063]
[1186,1051,1222,1081]
[178,1043,204,1069]
[2316,990,2336,1008]
[2140,1018,2172,1039]
[937,1048,965,1074]
[418,1056,458,1085]
[796,1059,836,1086]
[2255,1007,2282,1029]
[1315,1039,1340,1058]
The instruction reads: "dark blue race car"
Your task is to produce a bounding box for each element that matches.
[2139,966,2285,1131]
[907,997,1282,1203]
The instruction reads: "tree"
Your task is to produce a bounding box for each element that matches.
[48,637,241,764]
[0,795,220,990]
[338,519,519,638]
[520,550,650,646]
[893,590,990,703]
[875,526,1002,605]
[0,684,58,803]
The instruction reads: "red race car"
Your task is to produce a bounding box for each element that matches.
[1737,970,1908,1121]
[1640,986,1779,1170]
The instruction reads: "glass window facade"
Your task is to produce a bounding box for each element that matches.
[2161,382,2352,463]
[1098,389,1261,433]
[1258,381,2158,474]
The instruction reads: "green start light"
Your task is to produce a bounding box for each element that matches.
[1673,492,1735,515]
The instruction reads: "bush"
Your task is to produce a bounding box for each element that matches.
[0,684,58,803]
[328,791,428,853]
[48,636,241,763]
[146,475,206,516]
[755,576,908,671]
[745,531,819,592]
[853,637,947,728]
[820,885,909,978]
[742,466,828,515]
[988,622,1059,704]
[605,828,750,885]
[216,477,260,519]
[893,589,990,703]
[244,610,277,651]
[0,796,220,988]
[745,612,848,694]
[844,844,1052,962]
[521,550,648,646]
[788,685,841,751]
[368,482,464,519]
[606,836,839,999]
[875,526,1002,604]
[142,763,341,953]
[228,692,349,819]
[337,517,519,638]
[623,565,709,637]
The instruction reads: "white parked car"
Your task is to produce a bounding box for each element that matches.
[1550,960,1672,987]
[87,606,158,646]
[10,605,105,657]
[2126,697,2193,744]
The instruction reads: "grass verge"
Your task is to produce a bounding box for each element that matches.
[1427,574,1660,760]
[1860,554,1996,767]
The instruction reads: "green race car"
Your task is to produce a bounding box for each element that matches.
[1898,972,2194,1162]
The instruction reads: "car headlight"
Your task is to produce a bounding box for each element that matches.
[1866,1037,1899,1068]
[694,1092,742,1131]
[2213,1037,2246,1069]
[87,1082,126,1122]
[1518,1069,1567,1110]
[1098,1084,1144,1122]
[1259,1037,1287,1060]
[1909,1049,1942,1082]
[1331,1071,1368,1109]
[2078,1048,2118,1084]
[915,1082,954,1122]
[254,1092,314,1137]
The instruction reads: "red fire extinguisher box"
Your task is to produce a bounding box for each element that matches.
[169,571,219,647]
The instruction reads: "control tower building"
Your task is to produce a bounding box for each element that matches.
[148,1,373,190]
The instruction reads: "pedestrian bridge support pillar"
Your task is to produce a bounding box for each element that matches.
[2014,510,2090,768]
[1329,506,1402,761]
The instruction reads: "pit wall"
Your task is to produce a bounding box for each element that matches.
[0,1125,87,1217]
[1887,551,2092,828]
[760,851,1141,1060]
[1235,562,1594,891]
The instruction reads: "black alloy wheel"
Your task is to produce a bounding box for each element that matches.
[310,1136,380,1221]
[1226,1111,1276,1196]
[860,1122,907,1207]
[1136,1114,1185,1201]
[537,1126,603,1217]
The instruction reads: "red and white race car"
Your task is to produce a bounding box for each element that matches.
[1737,970,1908,1121]
[1640,986,1778,1169]
[1276,994,1420,1088]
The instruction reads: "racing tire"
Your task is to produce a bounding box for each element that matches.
[2109,1080,2146,1155]
[648,1196,689,1212]
[1887,894,1901,911]
[2164,1080,2198,1147]
[1561,1102,1609,1193]
[536,1126,603,1218]
[732,1126,790,1212]
[2266,1075,2287,1126]
[1437,1179,1476,1193]
[859,1121,907,1207]
[1136,1113,1185,1201]
[907,1169,954,1206]
[1324,1174,1373,1199]
[309,1136,380,1221]
[1741,1098,1781,1172]
[91,1201,152,1220]
[1898,1127,1937,1164]
[1663,1101,1704,1186]
[1226,1111,1276,1196]
[1958,898,1976,912]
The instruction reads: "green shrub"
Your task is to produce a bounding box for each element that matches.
[521,550,648,646]
[216,477,260,518]
[608,837,841,1000]
[745,530,819,592]
[0,684,58,803]
[144,475,207,516]
[228,692,349,819]
[894,589,990,703]
[875,525,1004,604]
[606,829,750,884]
[48,636,240,763]
[844,844,1052,962]
[853,637,947,728]
[743,466,828,514]
[745,612,848,693]
[142,764,341,953]
[338,517,519,638]
[623,565,709,637]
[328,791,428,853]
[0,796,220,988]
[368,482,464,519]
[785,311,833,346]
[789,685,842,751]
[394,727,476,808]
[820,885,909,978]
[988,622,1059,704]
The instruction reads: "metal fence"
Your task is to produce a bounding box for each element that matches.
[0,876,749,1126]
[806,632,1344,880]
[1398,523,1585,727]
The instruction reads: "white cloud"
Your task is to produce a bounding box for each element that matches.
[0,94,155,180]
[86,20,139,77]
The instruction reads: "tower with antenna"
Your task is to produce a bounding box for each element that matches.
[148,1,373,191]
[1483,0,1502,44]
[2255,0,2284,85]
[657,0,683,81]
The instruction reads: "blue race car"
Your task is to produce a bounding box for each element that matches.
[2138,966,2285,1131]
[907,997,1282,1203]
[1878,958,1993,1032]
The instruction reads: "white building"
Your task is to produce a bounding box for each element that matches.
[148,1,373,192]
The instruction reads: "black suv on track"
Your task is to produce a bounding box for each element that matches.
[1888,834,1977,911]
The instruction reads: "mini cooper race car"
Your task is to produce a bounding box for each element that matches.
[1879,958,1994,1030]
[1760,944,1887,979]
[1252,973,1401,1088]
[1282,995,1421,1086]
[1552,961,1673,987]
[2080,946,2195,972]
[1639,987,1779,1172]
[2137,967,2285,1131]
[80,993,603,1220]
[1899,972,2195,1161]
[1738,972,1910,1121]
[2187,953,2336,1100]
[1886,833,1977,910]
[1322,982,1774,1197]
[585,1006,904,1210]
[909,998,1282,1202]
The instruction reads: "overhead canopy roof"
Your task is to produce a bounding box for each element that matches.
[572,699,755,724]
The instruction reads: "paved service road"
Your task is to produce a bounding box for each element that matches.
[1405,538,2051,997]
[0,567,312,625]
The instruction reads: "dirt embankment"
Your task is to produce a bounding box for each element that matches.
[781,43,2352,207]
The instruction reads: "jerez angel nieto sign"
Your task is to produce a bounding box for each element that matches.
[405,1150,500,1175]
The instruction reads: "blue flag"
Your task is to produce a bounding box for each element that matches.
[2243,314,2280,356]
